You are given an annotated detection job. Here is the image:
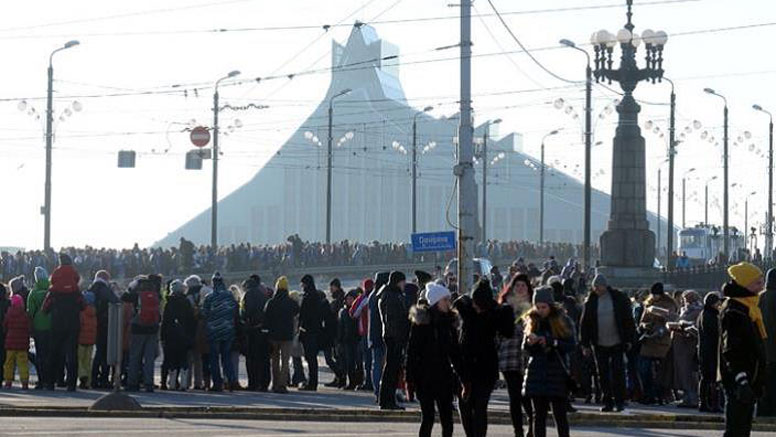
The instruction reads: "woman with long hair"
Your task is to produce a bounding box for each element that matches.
[523,286,575,437]
[497,274,534,437]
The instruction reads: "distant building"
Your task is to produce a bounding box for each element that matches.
[156,24,668,249]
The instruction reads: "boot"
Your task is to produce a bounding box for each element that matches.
[324,377,341,388]
[22,381,29,390]
[4,381,12,389]
[710,384,723,413]
[78,377,88,390]
[699,382,710,412]
[167,370,178,391]
[179,369,189,391]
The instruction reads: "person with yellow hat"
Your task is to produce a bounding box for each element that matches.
[720,262,768,437]
[264,276,300,394]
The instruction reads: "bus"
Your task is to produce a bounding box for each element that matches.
[678,225,744,266]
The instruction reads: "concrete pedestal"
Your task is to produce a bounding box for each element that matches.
[596,266,660,289]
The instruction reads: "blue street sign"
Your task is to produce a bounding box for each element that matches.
[411,231,456,252]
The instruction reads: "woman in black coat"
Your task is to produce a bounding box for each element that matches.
[523,286,575,437]
[406,283,462,437]
[454,279,514,437]
[161,280,196,390]
[697,292,721,412]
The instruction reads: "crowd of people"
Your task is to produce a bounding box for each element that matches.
[0,237,596,283]
[0,251,774,437]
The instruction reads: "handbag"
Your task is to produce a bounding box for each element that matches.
[555,348,580,393]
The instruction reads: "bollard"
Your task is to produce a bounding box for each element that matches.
[90,302,140,411]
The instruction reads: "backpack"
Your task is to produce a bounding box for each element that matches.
[137,290,160,327]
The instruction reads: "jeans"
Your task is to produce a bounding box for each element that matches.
[504,370,531,436]
[532,396,570,437]
[128,332,158,389]
[48,328,78,389]
[270,340,292,391]
[725,385,755,437]
[324,345,342,381]
[458,380,493,437]
[418,388,454,437]
[371,343,385,399]
[91,333,110,387]
[360,337,372,386]
[209,337,236,388]
[594,344,626,408]
[380,337,403,407]
[77,345,93,383]
[638,356,663,402]
[341,340,359,385]
[33,331,51,387]
[302,334,320,389]
[245,330,270,390]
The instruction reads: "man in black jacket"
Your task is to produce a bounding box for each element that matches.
[698,292,721,413]
[378,271,409,410]
[89,270,119,389]
[241,274,270,391]
[579,273,636,412]
[298,274,324,391]
[720,262,768,436]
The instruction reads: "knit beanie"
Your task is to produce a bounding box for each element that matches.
[9,276,25,293]
[533,286,554,306]
[425,283,451,307]
[59,252,73,266]
[212,272,224,289]
[169,279,185,295]
[728,262,763,287]
[34,266,49,283]
[330,278,341,288]
[94,270,111,282]
[362,278,375,293]
[184,275,202,288]
[471,279,494,308]
[650,282,665,296]
[275,276,289,291]
[345,288,360,300]
[388,271,406,286]
[415,270,433,285]
[592,273,607,288]
[704,291,721,307]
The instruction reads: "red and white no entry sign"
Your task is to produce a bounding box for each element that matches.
[190,126,211,148]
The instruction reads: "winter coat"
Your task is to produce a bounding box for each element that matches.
[26,278,51,332]
[522,309,576,399]
[264,288,300,342]
[580,287,636,348]
[3,304,30,351]
[760,287,776,363]
[719,281,767,394]
[639,294,679,358]
[121,285,161,335]
[367,288,383,348]
[378,284,410,342]
[43,288,84,332]
[454,296,515,387]
[49,265,80,294]
[405,304,463,394]
[161,292,196,350]
[202,286,238,343]
[337,306,359,346]
[241,281,269,330]
[89,279,118,333]
[299,287,324,340]
[697,304,719,378]
[498,303,529,373]
[350,292,370,337]
[672,301,702,391]
[79,305,97,346]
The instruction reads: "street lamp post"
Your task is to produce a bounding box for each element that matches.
[704,87,729,260]
[326,88,352,244]
[481,118,501,244]
[412,106,434,234]
[211,70,240,249]
[591,0,668,268]
[745,191,757,254]
[43,40,79,251]
[682,168,696,228]
[559,38,593,271]
[704,175,718,225]
[540,129,561,245]
[753,104,773,259]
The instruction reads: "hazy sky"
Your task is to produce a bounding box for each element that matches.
[2,0,775,250]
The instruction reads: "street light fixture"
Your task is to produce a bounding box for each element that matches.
[412,105,434,234]
[43,39,80,251]
[211,70,241,248]
[704,87,730,260]
[325,88,352,244]
[540,129,562,245]
[753,103,773,259]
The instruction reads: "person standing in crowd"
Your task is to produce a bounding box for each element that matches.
[759,268,776,417]
[324,278,345,388]
[637,282,678,406]
[161,279,196,391]
[670,290,702,408]
[299,274,324,391]
[288,290,307,387]
[264,276,299,394]
[580,273,636,412]
[27,266,51,389]
[123,274,162,392]
[241,274,270,392]
[89,270,118,389]
[77,290,97,389]
[351,278,374,392]
[202,272,238,392]
[368,272,390,401]
[43,253,84,391]
[454,279,514,437]
[378,271,410,410]
[3,295,30,389]
[720,262,768,437]
[338,289,361,390]
[497,274,534,437]
[523,286,575,437]
[406,283,461,437]
[184,275,207,390]
[8,276,28,307]
[698,292,722,413]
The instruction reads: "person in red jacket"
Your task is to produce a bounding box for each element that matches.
[4,295,31,389]
[78,291,97,389]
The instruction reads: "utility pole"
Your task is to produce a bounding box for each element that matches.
[705,183,709,225]
[326,88,351,244]
[657,168,661,255]
[412,106,433,235]
[706,88,729,259]
[666,79,676,268]
[456,0,476,293]
[43,40,79,251]
[682,177,686,229]
[539,129,560,246]
[481,118,501,244]
[212,70,240,249]
[753,104,773,260]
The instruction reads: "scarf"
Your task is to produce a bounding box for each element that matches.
[733,296,768,339]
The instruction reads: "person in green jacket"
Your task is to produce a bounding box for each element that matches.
[27,266,51,389]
